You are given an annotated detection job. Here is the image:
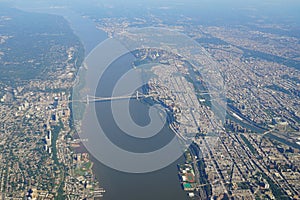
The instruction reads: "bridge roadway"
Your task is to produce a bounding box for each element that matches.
[34,91,220,106]
[87,93,155,103]
[32,92,154,106]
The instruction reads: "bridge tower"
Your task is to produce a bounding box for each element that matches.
[86,95,89,105]
[136,91,139,100]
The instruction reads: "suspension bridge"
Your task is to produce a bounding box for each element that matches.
[85,91,156,104]
[31,91,155,106]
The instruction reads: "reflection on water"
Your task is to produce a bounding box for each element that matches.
[90,53,188,199]
[16,6,189,200]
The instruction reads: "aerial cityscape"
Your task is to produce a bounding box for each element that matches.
[0,0,299,199]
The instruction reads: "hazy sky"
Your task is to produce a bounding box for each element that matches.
[1,0,299,8]
[1,0,299,25]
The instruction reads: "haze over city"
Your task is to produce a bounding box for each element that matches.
[0,0,299,199]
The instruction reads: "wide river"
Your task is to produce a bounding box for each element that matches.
[16,6,190,200]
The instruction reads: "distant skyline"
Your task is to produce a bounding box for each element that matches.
[1,0,298,23]
[1,0,300,9]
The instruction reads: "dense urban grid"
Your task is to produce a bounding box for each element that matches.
[0,9,103,199]
[0,3,300,200]
[94,15,300,199]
